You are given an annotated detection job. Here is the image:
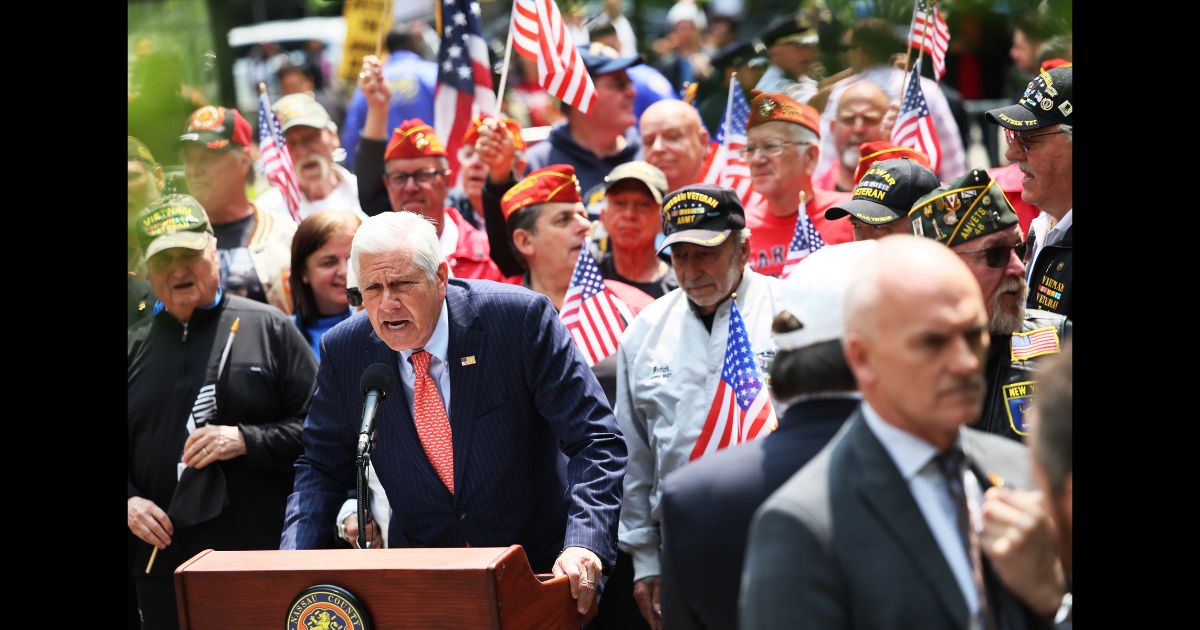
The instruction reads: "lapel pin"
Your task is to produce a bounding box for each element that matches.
[460,356,477,366]
[987,472,1005,488]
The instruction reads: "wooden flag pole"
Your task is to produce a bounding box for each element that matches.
[374,0,392,58]
[145,546,158,573]
[901,0,921,79]
[495,0,518,109]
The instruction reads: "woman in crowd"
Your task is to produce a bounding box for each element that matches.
[289,210,361,362]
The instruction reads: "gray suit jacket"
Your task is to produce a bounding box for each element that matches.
[740,408,1052,629]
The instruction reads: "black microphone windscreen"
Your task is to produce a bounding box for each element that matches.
[361,363,397,399]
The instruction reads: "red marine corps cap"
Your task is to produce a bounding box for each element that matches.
[384,119,448,161]
[747,91,821,136]
[500,165,583,221]
[462,114,527,152]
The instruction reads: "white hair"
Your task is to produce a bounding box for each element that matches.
[785,124,819,146]
[1060,123,1072,144]
[350,211,443,283]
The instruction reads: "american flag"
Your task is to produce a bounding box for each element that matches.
[890,59,942,174]
[699,82,760,208]
[256,89,302,224]
[780,196,825,278]
[908,0,950,81]
[511,0,597,114]
[689,300,777,461]
[1010,326,1061,361]
[435,0,496,179]
[560,245,634,366]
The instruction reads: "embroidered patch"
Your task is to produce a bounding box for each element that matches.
[1010,326,1061,362]
[1002,380,1036,436]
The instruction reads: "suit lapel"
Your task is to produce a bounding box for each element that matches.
[444,283,486,495]
[847,415,970,628]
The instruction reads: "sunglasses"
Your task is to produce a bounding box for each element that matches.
[957,242,1027,269]
[1003,128,1066,153]
[346,287,362,307]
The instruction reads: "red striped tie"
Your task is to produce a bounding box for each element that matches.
[410,349,454,494]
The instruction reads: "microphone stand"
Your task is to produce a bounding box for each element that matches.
[355,429,374,549]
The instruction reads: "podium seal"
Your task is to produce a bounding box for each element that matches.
[286,584,371,630]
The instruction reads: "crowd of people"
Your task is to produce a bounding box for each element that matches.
[128,2,1073,628]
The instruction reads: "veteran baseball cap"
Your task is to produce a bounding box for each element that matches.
[577,42,644,76]
[986,64,1073,131]
[135,194,214,260]
[826,157,940,224]
[851,142,931,187]
[273,93,336,133]
[604,161,669,205]
[177,106,253,150]
[658,184,745,252]
[908,169,1019,247]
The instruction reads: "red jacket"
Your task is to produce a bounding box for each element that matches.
[445,206,517,283]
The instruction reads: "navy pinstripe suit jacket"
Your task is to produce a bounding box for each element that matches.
[280,279,627,571]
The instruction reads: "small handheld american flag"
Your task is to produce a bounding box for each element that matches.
[256,87,302,224]
[699,80,760,208]
[908,0,950,81]
[559,245,633,366]
[780,194,825,278]
[890,59,942,175]
[690,299,777,461]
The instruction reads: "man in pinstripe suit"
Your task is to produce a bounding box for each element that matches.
[281,211,628,615]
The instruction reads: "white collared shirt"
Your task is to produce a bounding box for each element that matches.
[1026,208,1072,285]
[861,402,985,626]
[396,297,452,416]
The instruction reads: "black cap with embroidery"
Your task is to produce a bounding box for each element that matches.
[826,158,940,224]
[986,65,1073,131]
[658,184,745,252]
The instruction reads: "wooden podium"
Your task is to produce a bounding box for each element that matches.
[174,545,594,629]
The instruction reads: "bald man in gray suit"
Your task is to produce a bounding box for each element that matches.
[740,236,1055,630]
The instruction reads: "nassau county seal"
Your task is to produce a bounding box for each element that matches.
[286,584,371,630]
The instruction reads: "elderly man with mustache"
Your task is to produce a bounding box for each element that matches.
[256,94,367,221]
[907,169,1070,442]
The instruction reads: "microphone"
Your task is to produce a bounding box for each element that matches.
[357,363,397,456]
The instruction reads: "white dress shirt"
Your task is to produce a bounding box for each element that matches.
[1026,208,1072,285]
[862,402,986,627]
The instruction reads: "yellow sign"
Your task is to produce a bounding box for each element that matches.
[339,0,395,90]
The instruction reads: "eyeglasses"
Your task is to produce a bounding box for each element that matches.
[1003,129,1066,153]
[738,140,812,159]
[346,287,362,307]
[383,168,446,188]
[957,242,1027,269]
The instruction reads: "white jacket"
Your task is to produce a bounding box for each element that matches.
[616,268,785,581]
